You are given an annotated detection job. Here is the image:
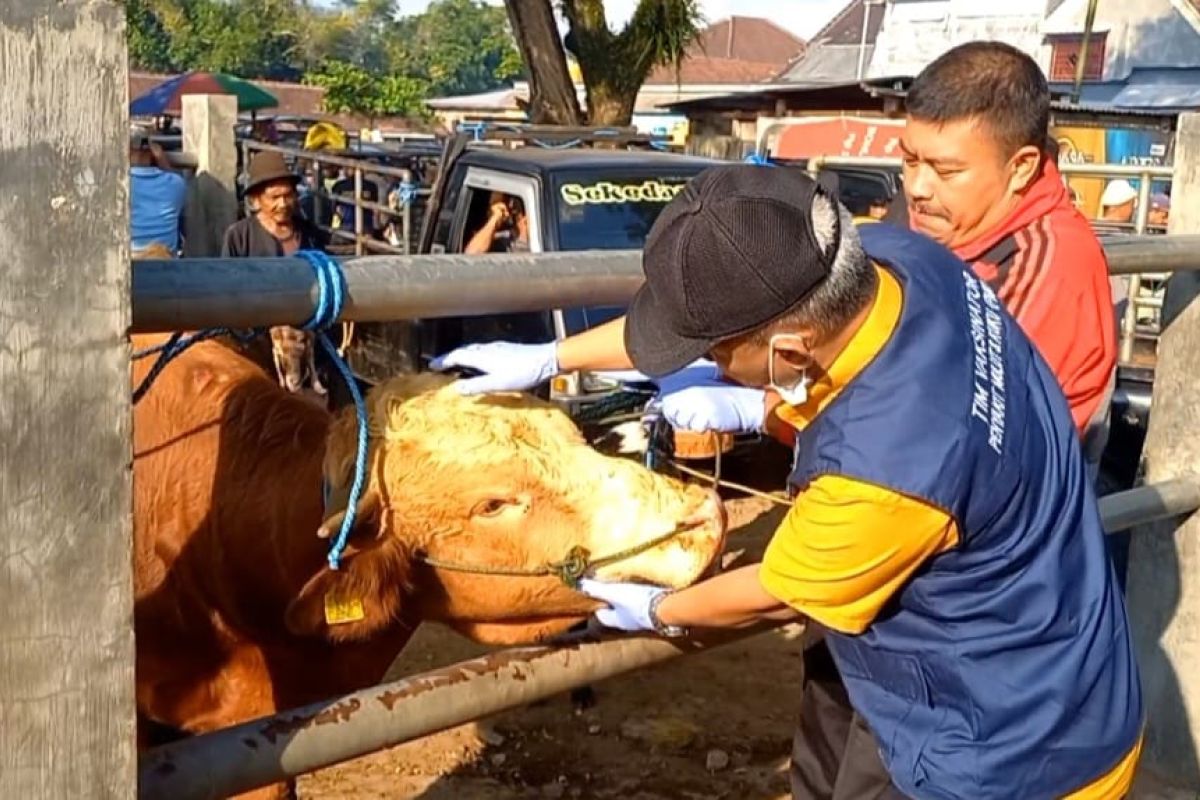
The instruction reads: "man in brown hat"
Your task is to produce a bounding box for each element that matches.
[223,151,330,400]
[222,150,326,258]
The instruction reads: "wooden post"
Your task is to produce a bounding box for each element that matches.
[0,2,135,797]
[1126,111,1200,790]
[182,94,238,257]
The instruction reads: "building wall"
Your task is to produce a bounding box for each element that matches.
[1043,0,1200,81]
[867,0,1051,79]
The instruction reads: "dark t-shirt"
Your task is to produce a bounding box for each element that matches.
[221,215,327,258]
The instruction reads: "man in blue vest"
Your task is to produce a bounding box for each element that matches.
[570,165,1143,798]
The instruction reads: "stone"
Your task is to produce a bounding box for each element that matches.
[705,748,730,772]
[475,721,507,747]
[618,716,701,751]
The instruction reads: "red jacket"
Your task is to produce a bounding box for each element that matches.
[952,161,1115,436]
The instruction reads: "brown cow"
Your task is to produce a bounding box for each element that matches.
[132,335,725,791]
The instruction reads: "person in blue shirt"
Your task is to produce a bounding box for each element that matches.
[129,128,187,255]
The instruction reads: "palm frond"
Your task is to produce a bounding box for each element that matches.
[623,0,703,77]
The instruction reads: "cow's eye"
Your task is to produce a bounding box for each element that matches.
[472,498,509,518]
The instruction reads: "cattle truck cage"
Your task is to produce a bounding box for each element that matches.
[4,10,1200,793]
[239,139,437,257]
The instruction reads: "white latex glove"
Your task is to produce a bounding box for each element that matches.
[429,341,558,395]
[578,578,669,633]
[653,381,766,434]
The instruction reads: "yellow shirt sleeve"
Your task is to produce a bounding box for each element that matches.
[759,475,960,634]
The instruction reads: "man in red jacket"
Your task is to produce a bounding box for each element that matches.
[897,42,1115,456]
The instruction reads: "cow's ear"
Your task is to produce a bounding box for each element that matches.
[284,533,412,643]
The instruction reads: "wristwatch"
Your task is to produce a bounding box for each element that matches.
[648,591,688,638]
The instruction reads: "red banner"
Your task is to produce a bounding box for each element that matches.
[772,117,907,160]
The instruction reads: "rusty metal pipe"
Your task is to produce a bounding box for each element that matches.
[137,625,783,800]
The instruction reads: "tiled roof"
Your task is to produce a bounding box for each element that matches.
[642,15,805,86]
[645,56,785,85]
[692,15,806,63]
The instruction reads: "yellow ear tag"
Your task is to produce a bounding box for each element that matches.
[323,592,366,626]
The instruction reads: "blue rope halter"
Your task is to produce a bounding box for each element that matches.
[293,250,369,571]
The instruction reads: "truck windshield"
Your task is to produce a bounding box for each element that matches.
[554,173,696,250]
[554,173,698,336]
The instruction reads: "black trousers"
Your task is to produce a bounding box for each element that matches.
[790,639,909,800]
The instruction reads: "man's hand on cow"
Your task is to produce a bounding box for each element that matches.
[653,381,767,434]
[430,341,559,395]
[578,578,671,634]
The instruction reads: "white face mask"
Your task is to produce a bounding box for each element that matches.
[768,334,811,406]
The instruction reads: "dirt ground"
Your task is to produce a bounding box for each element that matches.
[299,494,805,800]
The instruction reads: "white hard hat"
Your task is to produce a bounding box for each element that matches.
[1101,179,1138,208]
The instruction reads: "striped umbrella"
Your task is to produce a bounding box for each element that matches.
[130,71,279,116]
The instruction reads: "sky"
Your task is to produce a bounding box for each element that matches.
[319,0,848,41]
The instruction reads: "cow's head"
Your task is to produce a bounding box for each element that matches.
[285,373,726,644]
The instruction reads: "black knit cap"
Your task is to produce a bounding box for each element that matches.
[625,164,841,377]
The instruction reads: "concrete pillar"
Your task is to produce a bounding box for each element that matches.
[1161,115,1200,328]
[0,1,135,796]
[1126,111,1200,790]
[182,94,239,257]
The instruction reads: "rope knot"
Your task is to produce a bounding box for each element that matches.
[549,546,592,588]
[294,250,346,332]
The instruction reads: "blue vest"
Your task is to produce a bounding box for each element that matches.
[790,224,1142,799]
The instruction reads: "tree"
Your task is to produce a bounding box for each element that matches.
[128,0,303,79]
[505,0,703,126]
[400,0,523,97]
[503,0,582,124]
[305,60,428,124]
[122,0,524,124]
[125,0,175,72]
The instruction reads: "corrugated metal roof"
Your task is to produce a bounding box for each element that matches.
[1050,69,1200,110]
[781,45,875,84]
[810,0,885,47]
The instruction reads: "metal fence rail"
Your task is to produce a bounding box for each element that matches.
[138,476,1200,799]
[130,235,1200,333]
[138,624,784,800]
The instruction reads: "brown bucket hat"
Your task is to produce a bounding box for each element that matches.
[244,151,300,195]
